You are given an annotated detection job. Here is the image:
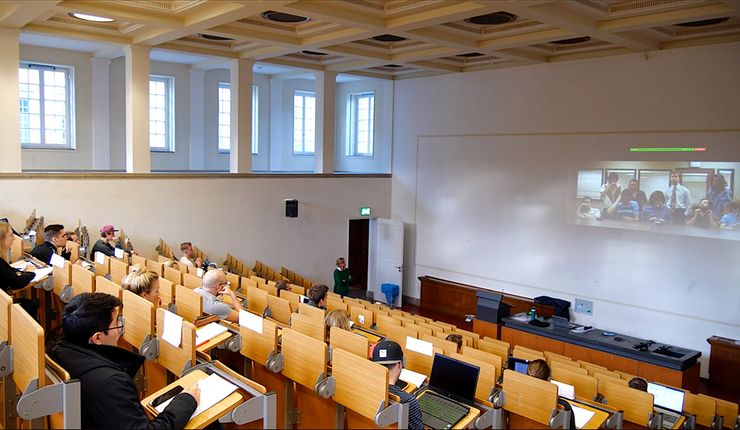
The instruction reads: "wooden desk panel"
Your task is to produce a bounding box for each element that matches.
[502,326,564,355]
[707,336,740,390]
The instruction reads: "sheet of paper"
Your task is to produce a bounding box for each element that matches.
[33,267,53,283]
[405,336,434,356]
[95,252,105,265]
[162,310,183,348]
[50,252,65,269]
[551,380,575,400]
[196,268,204,278]
[191,373,238,418]
[114,248,125,259]
[571,405,595,429]
[10,261,27,270]
[239,310,263,334]
[195,322,228,346]
[399,368,427,388]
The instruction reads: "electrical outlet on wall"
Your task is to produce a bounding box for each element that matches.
[574,298,594,316]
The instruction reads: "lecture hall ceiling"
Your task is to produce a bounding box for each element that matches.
[2,0,739,79]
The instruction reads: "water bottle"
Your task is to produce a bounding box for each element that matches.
[530,306,536,321]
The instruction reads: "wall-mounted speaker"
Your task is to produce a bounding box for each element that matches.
[285,199,298,218]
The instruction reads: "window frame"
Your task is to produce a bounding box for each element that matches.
[217,83,259,155]
[346,91,375,158]
[19,62,76,150]
[292,90,316,156]
[149,74,175,153]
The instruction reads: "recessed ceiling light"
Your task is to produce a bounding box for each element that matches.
[675,17,729,27]
[550,36,591,45]
[69,12,115,23]
[465,11,517,26]
[199,33,233,41]
[456,52,485,58]
[371,34,407,42]
[301,50,328,56]
[261,10,310,23]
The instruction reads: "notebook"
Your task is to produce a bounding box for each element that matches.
[195,322,228,347]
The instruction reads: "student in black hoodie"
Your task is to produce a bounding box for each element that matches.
[30,224,71,264]
[49,293,200,429]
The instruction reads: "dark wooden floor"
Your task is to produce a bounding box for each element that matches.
[400,301,740,405]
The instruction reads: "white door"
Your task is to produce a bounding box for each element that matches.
[368,218,404,307]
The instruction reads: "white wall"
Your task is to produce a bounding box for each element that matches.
[269,78,316,172]
[391,42,740,376]
[0,175,390,285]
[20,45,93,170]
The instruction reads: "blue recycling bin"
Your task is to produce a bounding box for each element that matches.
[380,283,399,307]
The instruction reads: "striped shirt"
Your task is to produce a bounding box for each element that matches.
[389,384,424,430]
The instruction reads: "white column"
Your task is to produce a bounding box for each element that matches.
[124,44,151,173]
[229,58,253,174]
[91,57,111,170]
[0,29,21,173]
[189,68,206,171]
[314,71,336,174]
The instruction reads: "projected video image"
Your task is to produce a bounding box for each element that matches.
[572,162,740,240]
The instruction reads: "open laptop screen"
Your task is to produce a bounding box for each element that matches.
[647,382,685,413]
[507,357,530,374]
[429,353,479,404]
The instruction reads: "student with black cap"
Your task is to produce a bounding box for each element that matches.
[371,340,424,430]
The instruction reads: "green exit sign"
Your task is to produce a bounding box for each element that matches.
[360,207,371,216]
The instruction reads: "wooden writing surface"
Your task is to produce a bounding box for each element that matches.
[95,275,122,300]
[122,290,155,349]
[11,304,45,393]
[281,328,327,389]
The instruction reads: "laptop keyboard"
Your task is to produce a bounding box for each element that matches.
[419,391,469,429]
[662,413,679,429]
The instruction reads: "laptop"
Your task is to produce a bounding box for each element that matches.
[507,357,530,374]
[418,354,480,430]
[647,382,685,429]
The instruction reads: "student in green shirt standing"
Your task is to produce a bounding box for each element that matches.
[333,257,353,297]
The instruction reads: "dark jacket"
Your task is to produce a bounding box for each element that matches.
[91,239,117,260]
[30,241,71,265]
[0,256,34,292]
[48,340,197,430]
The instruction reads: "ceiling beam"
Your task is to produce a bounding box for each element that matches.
[598,3,735,32]
[208,23,301,46]
[155,42,239,59]
[0,1,61,28]
[56,1,183,28]
[22,22,132,44]
[507,2,659,51]
[477,27,573,49]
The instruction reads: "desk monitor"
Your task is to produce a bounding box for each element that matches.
[551,380,575,400]
[429,353,479,404]
[507,357,530,374]
[647,382,685,413]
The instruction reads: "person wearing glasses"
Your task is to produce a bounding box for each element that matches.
[49,293,200,429]
[193,269,240,322]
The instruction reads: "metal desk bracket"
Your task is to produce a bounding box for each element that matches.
[139,335,159,361]
[59,284,73,303]
[374,400,408,429]
[604,410,623,429]
[0,342,13,378]
[648,412,664,429]
[225,334,241,352]
[265,350,283,373]
[682,414,696,429]
[16,377,81,429]
[474,406,497,429]
[314,373,335,399]
[37,276,53,292]
[549,408,571,429]
[168,303,177,314]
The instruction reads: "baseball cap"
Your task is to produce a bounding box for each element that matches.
[100,225,118,235]
[371,340,404,365]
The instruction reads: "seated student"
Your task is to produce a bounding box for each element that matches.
[628,377,648,391]
[333,257,353,297]
[178,242,202,269]
[611,189,640,221]
[0,222,39,317]
[719,200,740,229]
[371,340,424,430]
[193,270,239,323]
[30,224,72,264]
[325,309,351,331]
[49,293,199,429]
[275,280,290,296]
[66,231,80,245]
[576,197,601,219]
[445,333,464,353]
[526,359,577,429]
[641,191,672,223]
[121,264,161,307]
[307,284,329,310]
[687,198,720,229]
[91,225,124,260]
